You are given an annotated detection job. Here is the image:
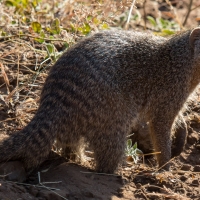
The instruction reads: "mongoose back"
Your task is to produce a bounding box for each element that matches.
[1,27,200,173]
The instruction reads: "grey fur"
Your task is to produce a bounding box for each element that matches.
[0,28,200,173]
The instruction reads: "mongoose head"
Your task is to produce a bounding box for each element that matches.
[190,27,200,56]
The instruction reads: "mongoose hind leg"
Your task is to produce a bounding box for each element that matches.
[90,130,126,174]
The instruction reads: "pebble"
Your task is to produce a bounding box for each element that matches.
[187,132,199,145]
[193,165,200,172]
[180,175,188,181]
[181,164,191,171]
[192,179,199,186]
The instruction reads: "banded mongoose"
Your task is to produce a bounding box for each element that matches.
[0,27,200,173]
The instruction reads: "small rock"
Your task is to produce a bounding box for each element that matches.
[117,178,127,184]
[193,165,200,172]
[135,183,142,189]
[175,188,186,194]
[181,164,191,171]
[192,179,199,186]
[180,175,187,181]
[128,185,136,192]
[196,144,200,150]
[187,132,199,145]
[0,161,26,182]
[117,188,124,193]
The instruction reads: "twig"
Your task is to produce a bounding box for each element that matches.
[145,192,188,199]
[40,182,68,200]
[183,0,193,26]
[142,184,188,199]
[41,181,62,184]
[126,133,135,138]
[171,170,200,174]
[6,87,20,102]
[0,118,16,122]
[125,0,136,30]
[11,39,46,54]
[154,157,176,173]
[141,151,161,156]
[38,172,41,183]
[0,62,10,94]
[143,0,147,30]
[17,53,20,90]
[165,0,183,29]
[191,4,200,11]
[143,184,168,192]
[0,33,67,42]
[80,171,120,177]
[4,180,60,190]
[0,58,40,66]
[37,172,68,200]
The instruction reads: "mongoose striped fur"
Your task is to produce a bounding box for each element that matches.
[1,27,200,173]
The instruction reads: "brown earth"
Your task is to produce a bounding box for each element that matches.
[1,102,200,200]
[0,0,200,200]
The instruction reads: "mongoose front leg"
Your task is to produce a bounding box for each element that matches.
[149,120,172,170]
[171,118,188,157]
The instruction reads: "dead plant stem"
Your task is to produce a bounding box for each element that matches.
[183,0,193,26]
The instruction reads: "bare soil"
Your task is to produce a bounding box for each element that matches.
[0,0,200,200]
[1,102,200,200]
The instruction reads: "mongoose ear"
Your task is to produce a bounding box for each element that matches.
[189,27,200,49]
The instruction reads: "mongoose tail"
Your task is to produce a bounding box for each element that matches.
[0,107,57,170]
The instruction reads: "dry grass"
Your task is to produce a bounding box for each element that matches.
[0,0,199,131]
[0,0,139,129]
